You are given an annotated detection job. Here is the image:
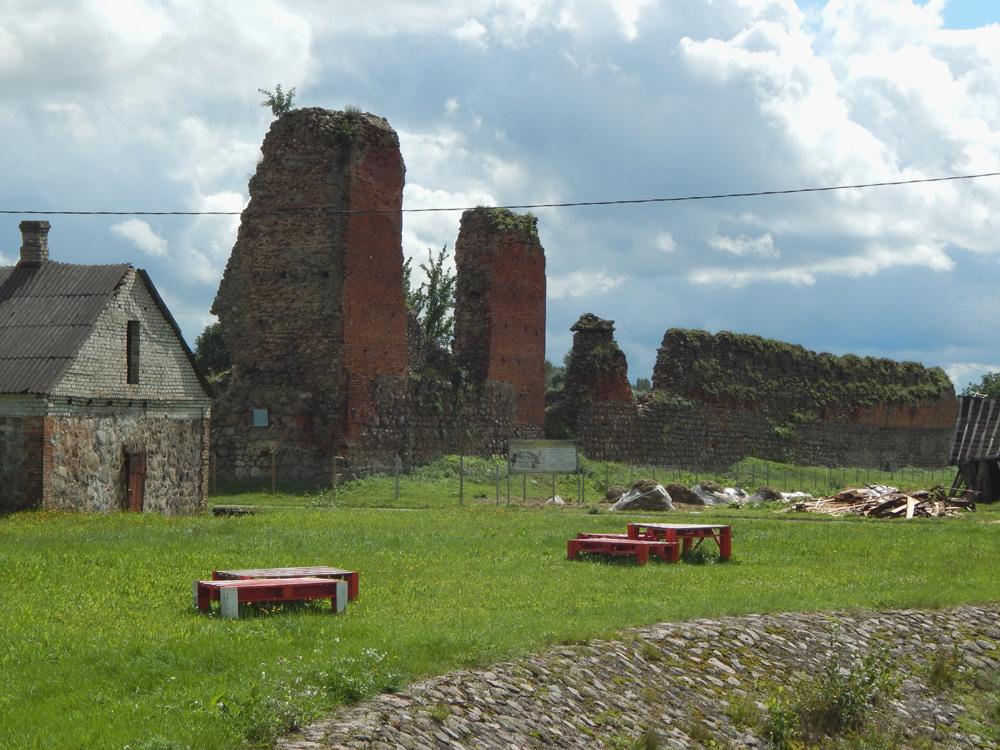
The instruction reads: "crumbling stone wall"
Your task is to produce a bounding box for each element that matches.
[653,328,956,423]
[212,111,535,484]
[212,109,409,483]
[553,323,956,469]
[454,208,546,432]
[546,314,638,460]
[349,374,519,467]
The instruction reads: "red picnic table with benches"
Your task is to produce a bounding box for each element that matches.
[194,566,359,619]
[567,523,732,565]
[626,523,732,561]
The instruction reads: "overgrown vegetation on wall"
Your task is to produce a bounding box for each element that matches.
[654,328,954,415]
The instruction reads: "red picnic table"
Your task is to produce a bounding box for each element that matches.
[626,523,732,561]
[212,566,359,601]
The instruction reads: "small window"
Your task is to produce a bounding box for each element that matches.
[126,320,140,384]
[252,408,269,427]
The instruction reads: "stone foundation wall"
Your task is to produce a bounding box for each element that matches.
[45,413,208,514]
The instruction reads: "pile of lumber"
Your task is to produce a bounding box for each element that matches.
[789,484,974,519]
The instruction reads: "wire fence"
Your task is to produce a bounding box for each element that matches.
[213,454,958,508]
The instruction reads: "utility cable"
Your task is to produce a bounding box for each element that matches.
[1,170,998,216]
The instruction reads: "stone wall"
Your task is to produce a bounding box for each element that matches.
[212,108,409,483]
[653,328,956,424]
[45,411,208,514]
[546,314,638,460]
[349,375,521,468]
[454,208,546,431]
[0,413,44,512]
[553,323,957,469]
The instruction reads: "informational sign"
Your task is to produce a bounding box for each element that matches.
[508,439,579,475]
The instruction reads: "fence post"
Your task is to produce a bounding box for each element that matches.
[270,447,277,495]
[211,449,217,495]
[459,452,464,506]
[552,474,557,502]
[331,455,338,497]
[394,464,400,503]
[495,463,500,506]
[507,463,511,507]
[523,474,527,503]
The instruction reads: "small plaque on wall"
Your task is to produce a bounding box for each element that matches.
[252,408,269,427]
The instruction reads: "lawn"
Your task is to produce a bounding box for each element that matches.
[2,493,998,750]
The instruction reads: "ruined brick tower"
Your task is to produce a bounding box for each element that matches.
[211,108,408,481]
[453,208,546,433]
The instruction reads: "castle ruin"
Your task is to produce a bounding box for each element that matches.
[211,109,545,483]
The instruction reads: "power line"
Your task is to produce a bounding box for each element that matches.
[1,170,998,217]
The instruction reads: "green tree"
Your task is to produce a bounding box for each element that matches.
[258,84,296,116]
[545,359,566,393]
[193,322,230,376]
[634,377,652,393]
[962,371,1000,399]
[403,245,456,347]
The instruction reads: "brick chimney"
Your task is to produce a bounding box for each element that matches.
[18,220,50,266]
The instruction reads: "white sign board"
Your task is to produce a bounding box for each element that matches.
[508,439,579,475]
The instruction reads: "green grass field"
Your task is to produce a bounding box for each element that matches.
[2,477,998,750]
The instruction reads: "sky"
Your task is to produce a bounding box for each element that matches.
[1,0,999,392]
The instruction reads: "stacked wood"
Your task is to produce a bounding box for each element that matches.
[789,484,974,519]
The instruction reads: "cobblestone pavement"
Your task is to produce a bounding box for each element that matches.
[278,605,1000,749]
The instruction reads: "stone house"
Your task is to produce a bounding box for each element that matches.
[0,221,212,513]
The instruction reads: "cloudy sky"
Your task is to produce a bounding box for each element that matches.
[2,0,999,391]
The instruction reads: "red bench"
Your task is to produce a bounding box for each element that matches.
[193,577,348,619]
[567,537,680,565]
[212,566,359,602]
[575,532,630,539]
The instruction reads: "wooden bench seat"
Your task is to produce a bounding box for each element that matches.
[567,537,680,565]
[193,576,348,619]
[575,532,631,539]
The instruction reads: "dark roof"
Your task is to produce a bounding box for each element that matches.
[0,261,130,394]
[948,395,1000,464]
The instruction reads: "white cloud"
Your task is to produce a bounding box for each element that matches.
[444,97,460,115]
[688,266,816,288]
[452,18,489,50]
[549,270,626,299]
[111,219,169,257]
[611,0,654,41]
[655,232,677,253]
[944,362,1000,392]
[0,252,12,266]
[709,232,779,257]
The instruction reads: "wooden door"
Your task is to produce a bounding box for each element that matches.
[126,450,147,512]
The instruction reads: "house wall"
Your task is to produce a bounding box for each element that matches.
[51,269,209,404]
[44,406,208,514]
[0,398,45,511]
